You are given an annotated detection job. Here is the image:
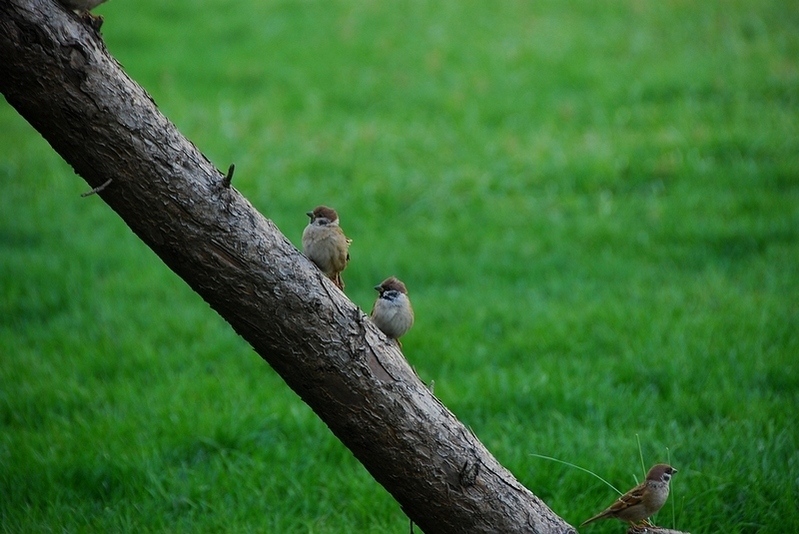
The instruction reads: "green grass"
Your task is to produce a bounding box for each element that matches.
[2,0,798,532]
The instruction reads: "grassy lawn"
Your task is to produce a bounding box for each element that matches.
[2,0,798,532]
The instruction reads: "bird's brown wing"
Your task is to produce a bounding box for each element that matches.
[579,483,646,526]
[607,483,646,513]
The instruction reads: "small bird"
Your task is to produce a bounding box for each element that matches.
[580,464,677,528]
[371,277,414,342]
[302,206,351,290]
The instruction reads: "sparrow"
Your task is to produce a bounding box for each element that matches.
[302,206,351,290]
[580,464,677,528]
[371,277,414,342]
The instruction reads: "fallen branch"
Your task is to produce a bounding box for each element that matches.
[0,1,575,532]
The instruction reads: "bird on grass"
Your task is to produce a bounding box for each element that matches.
[580,464,677,528]
[302,206,351,290]
[371,277,414,344]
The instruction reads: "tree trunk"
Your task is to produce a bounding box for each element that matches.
[0,1,574,532]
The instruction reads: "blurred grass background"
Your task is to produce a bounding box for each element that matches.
[1,0,798,532]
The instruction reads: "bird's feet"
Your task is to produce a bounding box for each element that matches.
[80,12,104,31]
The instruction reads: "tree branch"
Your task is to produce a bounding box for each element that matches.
[0,1,574,532]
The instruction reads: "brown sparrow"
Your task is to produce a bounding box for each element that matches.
[302,206,351,290]
[580,464,677,528]
[371,277,414,342]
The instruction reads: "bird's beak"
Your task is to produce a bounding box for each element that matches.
[374,285,381,291]
[306,211,314,218]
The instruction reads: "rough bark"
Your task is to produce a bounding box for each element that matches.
[0,1,575,532]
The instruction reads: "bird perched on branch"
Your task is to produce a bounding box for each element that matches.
[302,206,351,290]
[580,464,677,528]
[371,277,414,343]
